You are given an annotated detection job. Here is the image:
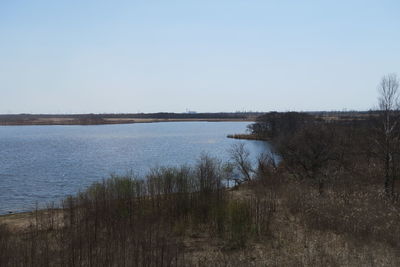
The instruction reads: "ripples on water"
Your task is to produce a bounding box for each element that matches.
[0,122,271,214]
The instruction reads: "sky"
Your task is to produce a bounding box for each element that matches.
[0,0,399,114]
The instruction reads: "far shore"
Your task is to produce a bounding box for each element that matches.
[0,117,253,126]
[0,112,259,126]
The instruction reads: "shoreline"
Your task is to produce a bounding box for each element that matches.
[0,209,62,231]
[0,121,257,223]
[227,133,268,141]
[0,118,253,126]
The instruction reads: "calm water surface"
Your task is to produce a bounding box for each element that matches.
[0,122,270,214]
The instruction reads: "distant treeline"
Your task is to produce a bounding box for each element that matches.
[0,112,260,119]
[248,111,375,139]
[0,112,261,125]
[0,111,375,126]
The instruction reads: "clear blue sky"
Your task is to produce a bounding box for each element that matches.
[1,0,399,114]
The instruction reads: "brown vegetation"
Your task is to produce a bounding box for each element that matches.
[2,152,400,266]
[0,156,277,266]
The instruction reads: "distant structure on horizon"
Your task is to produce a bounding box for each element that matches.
[185,109,197,114]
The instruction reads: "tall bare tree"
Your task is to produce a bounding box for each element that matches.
[376,73,400,195]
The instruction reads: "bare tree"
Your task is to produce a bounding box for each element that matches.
[255,152,277,178]
[376,73,400,196]
[229,143,253,185]
[278,124,340,195]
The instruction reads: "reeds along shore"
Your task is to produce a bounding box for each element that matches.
[0,155,277,266]
[2,148,400,266]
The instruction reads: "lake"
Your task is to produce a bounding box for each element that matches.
[0,122,270,214]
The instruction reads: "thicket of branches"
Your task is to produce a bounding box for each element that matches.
[248,74,400,198]
[0,155,277,266]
